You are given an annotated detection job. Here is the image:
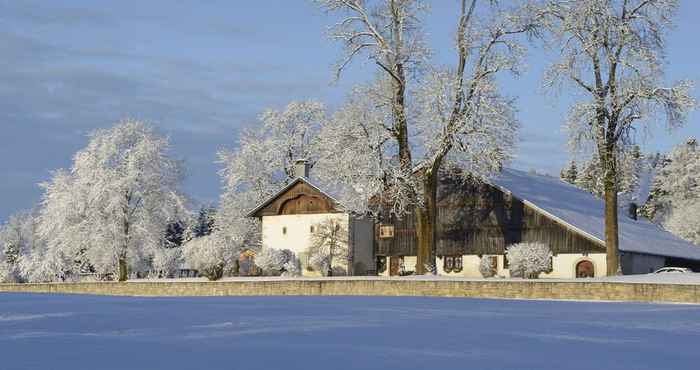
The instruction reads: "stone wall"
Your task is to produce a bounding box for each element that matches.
[1,279,699,304]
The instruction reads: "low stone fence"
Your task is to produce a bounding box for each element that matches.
[1,279,699,304]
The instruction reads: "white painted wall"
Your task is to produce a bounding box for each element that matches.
[542,253,607,279]
[261,213,349,276]
[426,253,607,279]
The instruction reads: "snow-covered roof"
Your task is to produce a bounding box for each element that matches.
[246,176,341,218]
[490,168,700,261]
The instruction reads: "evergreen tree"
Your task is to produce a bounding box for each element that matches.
[619,145,643,197]
[562,160,578,185]
[643,138,700,223]
[575,155,604,197]
[164,221,186,248]
[193,205,216,238]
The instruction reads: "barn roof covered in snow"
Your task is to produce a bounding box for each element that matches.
[490,168,700,261]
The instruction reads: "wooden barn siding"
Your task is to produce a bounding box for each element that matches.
[376,177,604,257]
[255,181,339,216]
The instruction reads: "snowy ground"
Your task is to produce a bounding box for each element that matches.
[1,294,700,370]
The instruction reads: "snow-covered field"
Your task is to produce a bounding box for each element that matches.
[1,294,700,370]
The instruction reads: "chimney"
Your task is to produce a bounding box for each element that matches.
[294,159,310,178]
[627,202,638,220]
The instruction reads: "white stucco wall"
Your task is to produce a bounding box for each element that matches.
[431,253,607,279]
[541,253,607,279]
[261,213,349,275]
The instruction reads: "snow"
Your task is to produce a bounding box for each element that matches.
[595,272,700,285]
[2,293,700,370]
[491,168,700,261]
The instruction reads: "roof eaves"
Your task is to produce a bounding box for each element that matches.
[245,177,341,218]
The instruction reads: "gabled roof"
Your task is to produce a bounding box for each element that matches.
[490,168,700,261]
[246,177,341,218]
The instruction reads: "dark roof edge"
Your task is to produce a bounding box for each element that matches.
[246,177,340,218]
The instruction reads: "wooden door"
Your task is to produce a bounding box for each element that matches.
[576,260,594,278]
[389,256,401,276]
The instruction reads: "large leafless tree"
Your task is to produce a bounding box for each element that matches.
[539,0,696,274]
[317,0,535,273]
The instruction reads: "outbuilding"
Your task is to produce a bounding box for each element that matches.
[247,160,374,276]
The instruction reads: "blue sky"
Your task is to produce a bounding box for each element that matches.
[1,0,698,222]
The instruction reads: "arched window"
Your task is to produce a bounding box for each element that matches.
[576,260,594,278]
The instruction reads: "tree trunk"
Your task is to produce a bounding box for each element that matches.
[118,254,128,282]
[604,174,621,275]
[120,205,130,282]
[415,170,438,275]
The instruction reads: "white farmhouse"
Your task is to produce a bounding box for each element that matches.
[247,160,374,276]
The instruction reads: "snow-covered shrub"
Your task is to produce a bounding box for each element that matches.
[0,260,20,283]
[506,242,552,279]
[17,245,67,283]
[282,253,302,277]
[479,256,497,278]
[182,235,236,281]
[151,247,182,278]
[255,248,301,277]
[255,248,287,276]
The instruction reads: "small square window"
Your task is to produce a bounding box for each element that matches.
[310,226,315,233]
[379,225,394,238]
[282,227,287,235]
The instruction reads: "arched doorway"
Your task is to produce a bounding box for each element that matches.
[576,260,595,278]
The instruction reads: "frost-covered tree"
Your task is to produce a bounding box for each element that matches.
[255,248,301,277]
[643,138,700,225]
[574,146,644,201]
[317,0,535,274]
[260,100,326,179]
[307,219,349,276]
[561,160,578,185]
[505,242,552,279]
[540,0,697,274]
[182,234,237,281]
[664,200,700,246]
[0,210,37,282]
[641,152,671,220]
[575,155,605,197]
[150,247,182,278]
[37,120,187,281]
[217,101,327,250]
[618,145,643,199]
[315,82,402,216]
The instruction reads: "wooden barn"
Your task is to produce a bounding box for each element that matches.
[375,168,700,278]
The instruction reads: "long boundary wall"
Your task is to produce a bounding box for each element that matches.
[2,279,700,304]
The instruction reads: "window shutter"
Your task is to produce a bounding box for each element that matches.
[454,256,463,272]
